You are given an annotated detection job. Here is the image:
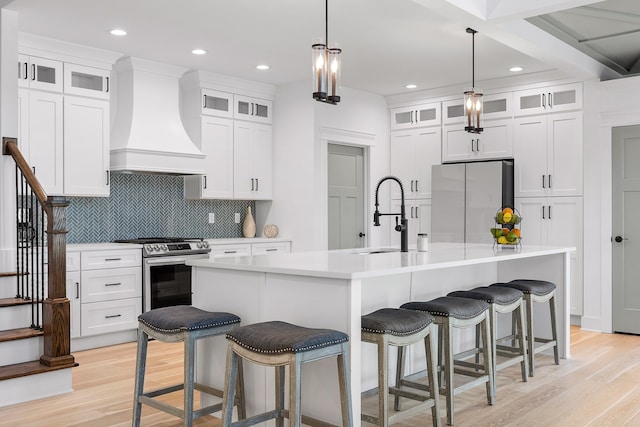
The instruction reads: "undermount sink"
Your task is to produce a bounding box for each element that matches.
[355,248,401,255]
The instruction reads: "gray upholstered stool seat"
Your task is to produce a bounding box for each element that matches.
[448,286,528,393]
[360,308,441,426]
[493,280,559,376]
[400,297,494,426]
[221,321,353,427]
[133,306,245,427]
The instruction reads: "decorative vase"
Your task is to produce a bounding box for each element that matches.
[242,206,256,238]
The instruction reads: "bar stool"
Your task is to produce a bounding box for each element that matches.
[493,279,559,376]
[401,297,494,426]
[221,320,353,427]
[361,308,441,426]
[132,305,245,427]
[447,286,528,393]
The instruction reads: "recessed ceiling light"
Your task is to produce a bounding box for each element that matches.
[192,49,206,55]
[110,29,127,36]
[256,64,270,70]
[509,66,523,72]
[405,84,417,89]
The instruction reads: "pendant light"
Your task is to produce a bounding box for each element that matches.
[312,0,341,105]
[464,28,483,134]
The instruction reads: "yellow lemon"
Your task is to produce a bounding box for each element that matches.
[502,212,512,223]
[497,236,507,244]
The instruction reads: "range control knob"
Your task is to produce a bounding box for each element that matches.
[160,244,168,251]
[153,244,160,251]
[145,244,154,252]
[196,242,203,248]
[202,241,209,248]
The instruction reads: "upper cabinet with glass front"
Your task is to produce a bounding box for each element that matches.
[63,63,110,99]
[513,82,582,116]
[18,54,63,92]
[442,92,512,124]
[201,88,234,118]
[390,102,441,130]
[234,94,272,124]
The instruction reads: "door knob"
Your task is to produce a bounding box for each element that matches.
[614,235,628,243]
[359,232,366,238]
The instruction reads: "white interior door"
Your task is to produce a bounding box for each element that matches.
[328,144,365,250]
[612,125,640,334]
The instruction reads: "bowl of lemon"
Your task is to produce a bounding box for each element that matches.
[490,206,522,248]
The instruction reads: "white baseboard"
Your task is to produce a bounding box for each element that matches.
[71,329,137,352]
[580,316,604,332]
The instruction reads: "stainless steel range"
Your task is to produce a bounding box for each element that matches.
[114,237,211,312]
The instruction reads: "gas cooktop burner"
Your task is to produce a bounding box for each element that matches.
[114,237,210,257]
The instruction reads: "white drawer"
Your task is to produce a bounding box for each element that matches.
[80,298,140,336]
[251,242,291,255]
[67,252,81,272]
[81,249,141,270]
[81,267,142,303]
[209,243,251,258]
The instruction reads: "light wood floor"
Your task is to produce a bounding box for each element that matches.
[1,326,640,426]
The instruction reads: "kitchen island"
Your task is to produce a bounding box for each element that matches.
[188,243,574,424]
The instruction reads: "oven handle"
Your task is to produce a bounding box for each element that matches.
[145,258,189,265]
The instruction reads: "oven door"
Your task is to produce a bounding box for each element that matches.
[143,254,209,312]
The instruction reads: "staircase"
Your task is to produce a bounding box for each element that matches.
[0,137,76,407]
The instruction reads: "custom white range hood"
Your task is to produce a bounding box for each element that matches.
[110,56,205,175]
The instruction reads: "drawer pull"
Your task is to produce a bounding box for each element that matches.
[105,282,122,287]
[105,314,122,319]
[266,248,278,252]
[105,258,122,261]
[224,250,237,254]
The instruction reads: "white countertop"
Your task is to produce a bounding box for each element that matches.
[187,242,575,280]
[67,242,143,252]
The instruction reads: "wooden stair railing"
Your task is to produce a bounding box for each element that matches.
[2,137,74,369]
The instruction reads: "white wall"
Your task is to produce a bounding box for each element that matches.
[258,81,390,252]
[0,9,18,270]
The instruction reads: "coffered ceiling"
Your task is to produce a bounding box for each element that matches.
[4,0,639,96]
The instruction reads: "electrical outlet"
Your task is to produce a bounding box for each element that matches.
[208,213,215,224]
[235,212,241,223]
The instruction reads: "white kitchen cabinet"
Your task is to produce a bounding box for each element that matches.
[513,112,582,198]
[63,96,110,196]
[184,116,235,199]
[18,89,64,195]
[79,249,142,337]
[390,102,440,130]
[442,92,512,124]
[201,88,234,118]
[390,199,431,248]
[390,127,441,200]
[18,54,63,92]
[252,241,291,255]
[209,243,252,258]
[514,82,582,116]
[234,121,272,200]
[63,63,110,99]
[234,94,272,124]
[66,252,81,339]
[442,118,512,163]
[516,197,583,316]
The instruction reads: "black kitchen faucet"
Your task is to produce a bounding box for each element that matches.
[373,176,408,252]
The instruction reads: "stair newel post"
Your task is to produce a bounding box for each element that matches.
[39,195,75,368]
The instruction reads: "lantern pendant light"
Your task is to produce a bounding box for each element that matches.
[464,28,483,134]
[312,0,341,105]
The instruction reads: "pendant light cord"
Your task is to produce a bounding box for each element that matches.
[325,0,329,47]
[467,27,477,88]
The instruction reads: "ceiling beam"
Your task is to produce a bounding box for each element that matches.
[435,0,602,21]
[412,0,622,81]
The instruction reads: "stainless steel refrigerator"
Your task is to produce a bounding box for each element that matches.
[431,160,514,244]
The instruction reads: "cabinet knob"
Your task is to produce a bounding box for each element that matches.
[358,232,366,238]
[614,236,628,243]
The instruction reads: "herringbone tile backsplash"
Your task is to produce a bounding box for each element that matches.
[67,174,255,243]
